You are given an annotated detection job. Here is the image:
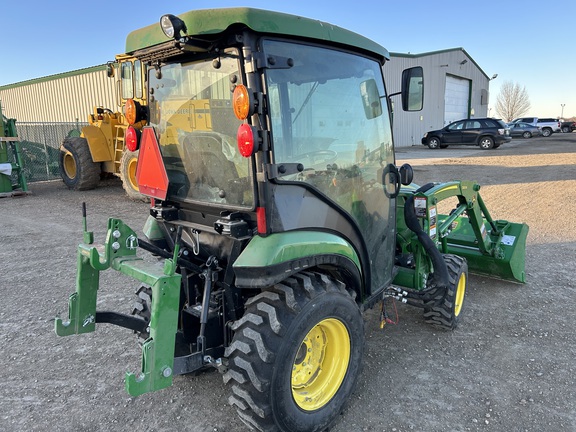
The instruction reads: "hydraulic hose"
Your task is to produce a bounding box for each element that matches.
[403,183,450,300]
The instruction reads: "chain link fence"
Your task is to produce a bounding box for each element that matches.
[7,121,86,183]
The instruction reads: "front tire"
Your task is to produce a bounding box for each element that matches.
[561,126,570,133]
[427,137,441,149]
[59,137,100,190]
[224,272,364,432]
[522,131,532,138]
[423,254,468,330]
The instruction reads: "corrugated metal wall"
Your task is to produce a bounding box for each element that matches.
[386,48,490,147]
[0,66,117,122]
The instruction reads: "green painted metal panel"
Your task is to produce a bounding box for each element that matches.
[234,231,361,270]
[125,7,389,60]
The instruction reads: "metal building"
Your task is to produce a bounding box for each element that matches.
[0,65,117,123]
[0,47,492,148]
[385,48,492,147]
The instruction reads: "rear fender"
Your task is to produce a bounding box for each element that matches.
[233,231,363,296]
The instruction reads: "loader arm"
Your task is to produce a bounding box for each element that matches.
[397,181,528,284]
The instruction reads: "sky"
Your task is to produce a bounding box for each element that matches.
[1,0,574,119]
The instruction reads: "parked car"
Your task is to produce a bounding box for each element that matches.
[422,118,511,150]
[508,122,541,138]
[561,121,576,133]
[509,117,561,137]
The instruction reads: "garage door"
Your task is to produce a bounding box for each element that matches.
[444,75,470,125]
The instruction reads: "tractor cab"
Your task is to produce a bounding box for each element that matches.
[132,11,423,300]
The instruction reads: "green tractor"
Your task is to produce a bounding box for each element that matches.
[55,8,528,432]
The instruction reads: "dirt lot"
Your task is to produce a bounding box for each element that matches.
[1,133,575,431]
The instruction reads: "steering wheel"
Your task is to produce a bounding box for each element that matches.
[294,149,338,168]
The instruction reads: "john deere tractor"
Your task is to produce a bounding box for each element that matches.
[55,8,528,432]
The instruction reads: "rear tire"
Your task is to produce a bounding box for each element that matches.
[427,137,441,149]
[561,126,570,133]
[479,136,494,150]
[224,272,364,432]
[59,137,100,190]
[120,149,148,201]
[423,254,468,330]
[541,128,552,137]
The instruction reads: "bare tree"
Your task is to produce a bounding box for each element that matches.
[495,81,531,122]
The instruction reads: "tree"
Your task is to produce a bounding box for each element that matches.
[495,81,531,122]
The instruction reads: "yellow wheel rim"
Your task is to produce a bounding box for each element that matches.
[454,273,466,317]
[291,318,350,411]
[62,151,77,179]
[126,156,139,192]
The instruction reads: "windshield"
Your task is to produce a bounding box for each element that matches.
[147,52,253,208]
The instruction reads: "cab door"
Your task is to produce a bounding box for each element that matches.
[264,39,397,292]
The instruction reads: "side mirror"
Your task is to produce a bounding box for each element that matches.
[399,163,413,185]
[106,62,115,78]
[401,67,424,111]
[360,79,383,119]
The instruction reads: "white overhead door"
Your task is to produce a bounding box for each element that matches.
[444,75,470,125]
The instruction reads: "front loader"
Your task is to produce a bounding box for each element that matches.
[55,8,528,432]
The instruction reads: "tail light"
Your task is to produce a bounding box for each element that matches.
[126,126,140,152]
[237,124,258,157]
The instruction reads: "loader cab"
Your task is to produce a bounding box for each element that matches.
[133,9,423,298]
[109,54,147,110]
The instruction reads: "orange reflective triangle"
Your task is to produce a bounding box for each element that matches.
[135,127,169,200]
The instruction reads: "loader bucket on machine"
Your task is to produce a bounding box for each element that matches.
[441,215,528,283]
[401,181,528,284]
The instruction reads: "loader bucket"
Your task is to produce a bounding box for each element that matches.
[441,217,529,284]
[400,181,529,285]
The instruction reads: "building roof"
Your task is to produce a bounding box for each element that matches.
[390,47,489,80]
[0,65,107,90]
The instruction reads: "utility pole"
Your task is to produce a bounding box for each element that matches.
[561,104,565,119]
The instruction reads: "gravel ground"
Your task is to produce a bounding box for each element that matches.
[1,133,575,431]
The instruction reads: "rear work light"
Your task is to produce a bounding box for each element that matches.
[237,124,257,157]
[125,126,140,152]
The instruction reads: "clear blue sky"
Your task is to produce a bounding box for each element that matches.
[1,0,574,118]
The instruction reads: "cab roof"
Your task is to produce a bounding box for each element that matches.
[125,7,389,61]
